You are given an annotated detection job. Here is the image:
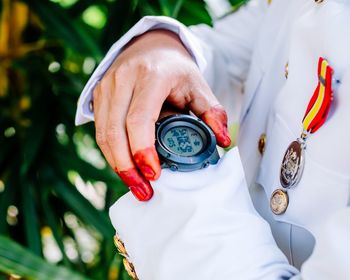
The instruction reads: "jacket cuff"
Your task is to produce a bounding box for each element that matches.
[109,148,298,280]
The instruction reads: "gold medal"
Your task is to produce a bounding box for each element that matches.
[270,189,289,215]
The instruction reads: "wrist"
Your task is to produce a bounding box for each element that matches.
[124,29,193,61]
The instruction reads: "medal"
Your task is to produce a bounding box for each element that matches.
[271,57,334,215]
[270,189,289,215]
[280,140,305,189]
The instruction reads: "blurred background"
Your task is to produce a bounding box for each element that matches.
[0,0,245,279]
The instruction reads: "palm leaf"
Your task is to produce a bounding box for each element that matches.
[24,0,102,58]
[20,181,42,256]
[0,235,91,280]
[51,180,114,238]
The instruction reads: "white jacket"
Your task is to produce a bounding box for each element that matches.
[76,0,350,279]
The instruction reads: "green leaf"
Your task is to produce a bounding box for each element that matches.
[178,0,212,26]
[20,181,42,256]
[68,0,97,17]
[137,1,159,16]
[19,107,49,177]
[52,181,113,238]
[0,235,90,280]
[0,176,16,234]
[158,0,184,17]
[0,137,15,174]
[52,142,124,197]
[24,0,102,58]
[159,0,171,16]
[101,0,140,52]
[228,0,247,7]
[40,192,71,267]
[171,0,184,18]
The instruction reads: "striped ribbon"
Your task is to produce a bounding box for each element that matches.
[302,57,334,134]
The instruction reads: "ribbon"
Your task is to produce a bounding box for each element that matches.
[302,57,334,133]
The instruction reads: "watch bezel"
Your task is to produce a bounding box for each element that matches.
[155,114,217,167]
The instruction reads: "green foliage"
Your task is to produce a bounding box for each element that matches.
[0,236,90,280]
[0,0,245,279]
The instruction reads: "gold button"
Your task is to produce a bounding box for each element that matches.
[270,189,289,215]
[267,0,272,4]
[113,235,128,256]
[123,258,138,280]
[284,62,289,79]
[89,100,94,112]
[258,133,267,155]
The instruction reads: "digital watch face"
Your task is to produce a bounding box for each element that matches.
[155,115,219,171]
[163,126,204,156]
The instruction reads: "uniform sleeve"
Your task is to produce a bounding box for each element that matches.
[75,0,268,125]
[109,148,299,280]
[110,149,350,280]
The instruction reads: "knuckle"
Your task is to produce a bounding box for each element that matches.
[192,93,207,105]
[137,60,157,76]
[115,160,133,174]
[106,125,122,144]
[94,80,110,102]
[95,130,107,147]
[188,69,207,86]
[93,83,102,101]
[114,63,129,78]
[126,112,144,128]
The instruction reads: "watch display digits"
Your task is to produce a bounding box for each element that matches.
[163,126,203,156]
[155,114,220,172]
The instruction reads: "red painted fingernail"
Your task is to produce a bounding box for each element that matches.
[221,127,232,147]
[116,168,154,201]
[129,185,153,201]
[134,147,161,181]
[201,105,231,148]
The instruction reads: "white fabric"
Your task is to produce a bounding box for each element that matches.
[300,207,350,280]
[109,150,350,279]
[76,0,350,278]
[109,149,299,280]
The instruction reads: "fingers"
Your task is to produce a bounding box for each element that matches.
[126,80,166,181]
[200,105,231,148]
[93,81,115,168]
[117,168,153,201]
[158,103,189,120]
[133,147,160,181]
[179,75,231,148]
[94,53,230,203]
[106,72,153,201]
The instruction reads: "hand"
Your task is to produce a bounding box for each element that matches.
[93,30,231,201]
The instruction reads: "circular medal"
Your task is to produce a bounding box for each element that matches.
[270,189,289,215]
[280,140,305,189]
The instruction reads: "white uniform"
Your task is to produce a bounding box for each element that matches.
[76,0,350,279]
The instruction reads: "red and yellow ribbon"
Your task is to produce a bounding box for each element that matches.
[302,57,334,133]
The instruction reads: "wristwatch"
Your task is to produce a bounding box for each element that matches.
[155,114,220,172]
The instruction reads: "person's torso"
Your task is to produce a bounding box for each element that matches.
[237,0,350,268]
